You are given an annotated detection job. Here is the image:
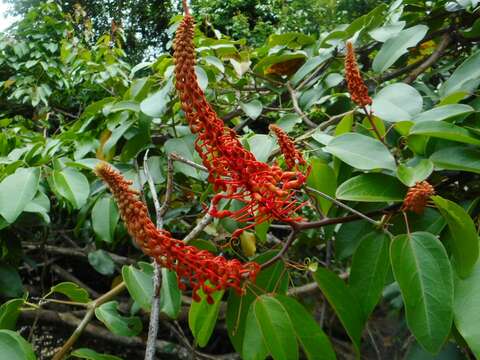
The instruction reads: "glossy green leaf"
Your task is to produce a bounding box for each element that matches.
[453,260,480,357]
[336,174,406,202]
[70,348,122,360]
[0,264,23,298]
[432,196,479,278]
[396,159,434,187]
[91,196,119,243]
[88,250,115,276]
[0,330,36,360]
[0,299,24,330]
[252,295,298,360]
[409,121,480,145]
[240,100,263,120]
[390,232,453,353]
[314,268,364,354]
[372,83,423,122]
[439,49,480,98]
[350,231,390,321]
[95,301,142,337]
[49,282,91,303]
[247,135,275,163]
[372,25,428,72]
[189,288,224,347]
[122,263,153,312]
[306,158,336,214]
[291,52,332,86]
[159,268,181,319]
[413,104,474,123]
[52,168,90,209]
[276,295,336,360]
[109,100,140,113]
[0,167,40,223]
[242,301,269,360]
[430,147,480,174]
[324,133,396,171]
[140,79,172,117]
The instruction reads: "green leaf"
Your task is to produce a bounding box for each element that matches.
[0,264,23,298]
[254,53,306,75]
[409,121,480,145]
[95,301,142,337]
[430,147,480,174]
[204,55,225,73]
[306,158,336,214]
[49,282,91,303]
[195,66,209,90]
[240,100,263,120]
[242,301,269,360]
[88,250,115,276]
[164,135,206,180]
[0,167,40,223]
[372,25,428,72]
[92,196,119,243]
[0,329,36,360]
[52,168,90,209]
[336,220,373,260]
[432,196,479,278]
[247,135,275,163]
[291,52,332,86]
[390,232,454,353]
[140,79,173,117]
[71,348,122,360]
[369,22,405,42]
[276,295,336,360]
[122,263,153,312]
[396,159,434,187]
[350,232,390,321]
[439,49,480,98]
[314,268,364,354]
[372,83,423,122]
[159,268,182,319]
[453,260,480,357]
[324,133,396,171]
[414,104,474,123]
[252,295,298,360]
[188,288,224,347]
[0,299,24,330]
[336,174,406,202]
[109,100,140,113]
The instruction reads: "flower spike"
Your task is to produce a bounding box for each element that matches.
[344,41,372,107]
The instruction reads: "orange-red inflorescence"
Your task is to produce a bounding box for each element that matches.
[344,41,372,107]
[95,163,260,303]
[401,181,435,214]
[173,12,309,237]
[269,124,306,170]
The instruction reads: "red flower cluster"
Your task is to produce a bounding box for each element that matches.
[402,181,435,214]
[173,10,309,237]
[269,124,306,170]
[95,163,260,303]
[344,41,372,107]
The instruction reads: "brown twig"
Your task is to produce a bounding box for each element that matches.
[286,81,316,128]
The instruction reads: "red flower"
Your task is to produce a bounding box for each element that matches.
[344,41,372,107]
[269,124,306,170]
[95,162,260,303]
[402,181,435,214]
[173,12,309,237]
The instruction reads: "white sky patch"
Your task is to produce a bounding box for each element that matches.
[0,0,20,32]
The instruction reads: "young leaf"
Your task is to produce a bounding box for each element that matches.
[390,232,454,353]
[0,329,36,360]
[432,196,479,278]
[49,282,91,303]
[0,167,40,223]
[188,288,224,347]
[350,231,390,322]
[276,295,336,360]
[95,301,142,337]
[252,295,299,360]
[314,268,364,355]
[307,158,337,214]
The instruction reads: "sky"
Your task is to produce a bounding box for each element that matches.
[0,0,19,32]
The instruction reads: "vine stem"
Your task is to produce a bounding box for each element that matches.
[52,282,126,360]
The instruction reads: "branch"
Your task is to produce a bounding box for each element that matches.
[286,81,316,128]
[403,33,452,84]
[183,205,214,243]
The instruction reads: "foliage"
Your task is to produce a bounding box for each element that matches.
[0,0,480,359]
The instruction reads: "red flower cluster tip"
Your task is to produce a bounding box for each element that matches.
[344,41,372,107]
[269,124,307,170]
[173,10,309,237]
[95,163,260,303]
[402,181,435,214]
